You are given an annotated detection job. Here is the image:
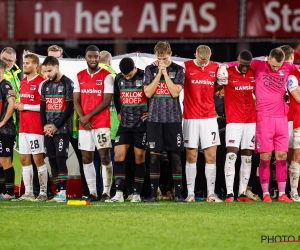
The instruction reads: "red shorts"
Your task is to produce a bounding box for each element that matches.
[255,116,288,153]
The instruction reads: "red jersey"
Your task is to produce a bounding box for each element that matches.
[287,69,300,129]
[19,74,44,134]
[74,68,114,130]
[224,66,256,124]
[182,60,218,119]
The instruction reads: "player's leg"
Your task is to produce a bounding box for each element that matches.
[70,135,89,198]
[274,116,292,202]
[144,122,163,202]
[49,134,70,202]
[95,128,112,201]
[256,116,274,202]
[131,126,147,202]
[27,134,48,201]
[224,123,243,202]
[18,133,34,200]
[79,130,97,202]
[200,118,222,202]
[164,122,186,202]
[289,128,300,202]
[0,136,15,200]
[183,119,200,202]
[237,123,256,202]
[107,126,131,202]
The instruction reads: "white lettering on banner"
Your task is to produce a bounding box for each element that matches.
[75,2,123,34]
[34,2,61,34]
[139,2,217,33]
[137,3,159,33]
[265,1,300,32]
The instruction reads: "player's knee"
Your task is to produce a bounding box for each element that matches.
[114,151,125,162]
[20,155,31,166]
[99,151,111,165]
[81,155,92,164]
[205,153,216,164]
[293,151,300,163]
[186,151,197,163]
[275,152,287,160]
[33,155,45,167]
[135,153,145,164]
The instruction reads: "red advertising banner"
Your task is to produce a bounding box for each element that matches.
[0,0,6,39]
[15,0,239,39]
[246,0,300,37]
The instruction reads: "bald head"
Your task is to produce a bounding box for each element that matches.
[99,50,112,66]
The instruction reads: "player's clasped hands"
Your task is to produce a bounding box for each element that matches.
[79,115,93,131]
[44,124,57,137]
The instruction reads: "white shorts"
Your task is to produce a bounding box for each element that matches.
[78,128,111,151]
[226,123,256,150]
[18,133,44,155]
[293,128,300,149]
[183,118,220,149]
[288,121,293,149]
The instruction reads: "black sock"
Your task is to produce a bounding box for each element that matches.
[0,167,6,194]
[150,154,161,197]
[4,167,15,196]
[134,162,146,194]
[114,161,125,192]
[49,157,60,192]
[57,156,68,191]
[170,151,182,197]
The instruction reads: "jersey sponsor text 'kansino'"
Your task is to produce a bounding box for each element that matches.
[80,88,102,96]
[120,89,147,106]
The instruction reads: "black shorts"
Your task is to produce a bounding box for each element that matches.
[0,135,15,157]
[115,124,147,150]
[44,133,70,158]
[147,122,183,152]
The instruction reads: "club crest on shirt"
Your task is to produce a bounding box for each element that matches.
[209,72,215,77]
[58,86,64,92]
[168,72,175,78]
[30,85,36,91]
[5,85,10,89]
[136,80,142,87]
[279,70,284,76]
[96,80,103,85]
[46,87,49,91]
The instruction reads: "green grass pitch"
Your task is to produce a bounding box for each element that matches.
[1,201,300,250]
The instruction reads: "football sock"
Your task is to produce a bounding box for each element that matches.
[57,156,68,191]
[185,161,196,196]
[289,161,300,194]
[205,163,216,197]
[276,160,287,196]
[259,159,270,194]
[134,162,146,194]
[0,167,6,194]
[102,162,113,195]
[22,165,33,194]
[239,155,252,196]
[49,157,60,192]
[114,161,125,192]
[83,162,97,195]
[4,167,15,196]
[149,154,161,197]
[224,153,237,195]
[170,151,182,197]
[37,164,48,194]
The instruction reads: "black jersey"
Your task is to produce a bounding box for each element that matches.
[0,80,15,137]
[40,75,73,134]
[143,62,184,123]
[114,68,147,128]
